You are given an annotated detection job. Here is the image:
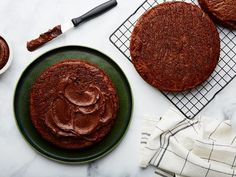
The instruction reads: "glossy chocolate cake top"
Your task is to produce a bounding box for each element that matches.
[30,59,119,149]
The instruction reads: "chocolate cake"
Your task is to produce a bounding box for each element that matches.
[30,60,119,149]
[130,2,220,92]
[198,0,236,30]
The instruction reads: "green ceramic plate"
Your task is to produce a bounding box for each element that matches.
[14,46,133,163]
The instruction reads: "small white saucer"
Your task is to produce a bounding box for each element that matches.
[0,34,12,75]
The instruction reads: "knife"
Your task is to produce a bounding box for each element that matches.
[27,0,117,51]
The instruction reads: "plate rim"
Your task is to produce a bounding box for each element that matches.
[13,45,133,164]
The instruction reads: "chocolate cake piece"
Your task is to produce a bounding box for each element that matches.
[130,2,220,92]
[30,60,119,149]
[198,0,236,29]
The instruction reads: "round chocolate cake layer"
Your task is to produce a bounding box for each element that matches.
[198,0,236,30]
[130,2,220,92]
[30,60,119,149]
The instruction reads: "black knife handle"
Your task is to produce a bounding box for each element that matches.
[72,0,117,27]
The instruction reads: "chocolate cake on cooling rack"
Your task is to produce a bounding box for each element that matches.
[130,2,220,92]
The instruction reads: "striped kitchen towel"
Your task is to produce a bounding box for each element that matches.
[140,108,236,177]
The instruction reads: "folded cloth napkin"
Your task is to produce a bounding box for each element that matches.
[140,108,236,177]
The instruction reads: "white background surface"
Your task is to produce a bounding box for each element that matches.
[1,0,236,176]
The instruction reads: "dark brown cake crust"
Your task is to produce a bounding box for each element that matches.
[130,2,220,92]
[30,60,119,149]
[198,0,236,30]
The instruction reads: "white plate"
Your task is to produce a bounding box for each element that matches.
[0,33,12,75]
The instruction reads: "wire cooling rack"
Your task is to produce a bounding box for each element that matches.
[109,0,236,119]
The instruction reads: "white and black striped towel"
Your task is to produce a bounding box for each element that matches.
[140,108,236,177]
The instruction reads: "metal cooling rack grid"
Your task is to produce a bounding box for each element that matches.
[109,0,236,119]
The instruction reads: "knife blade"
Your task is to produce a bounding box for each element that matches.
[27,0,117,52]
